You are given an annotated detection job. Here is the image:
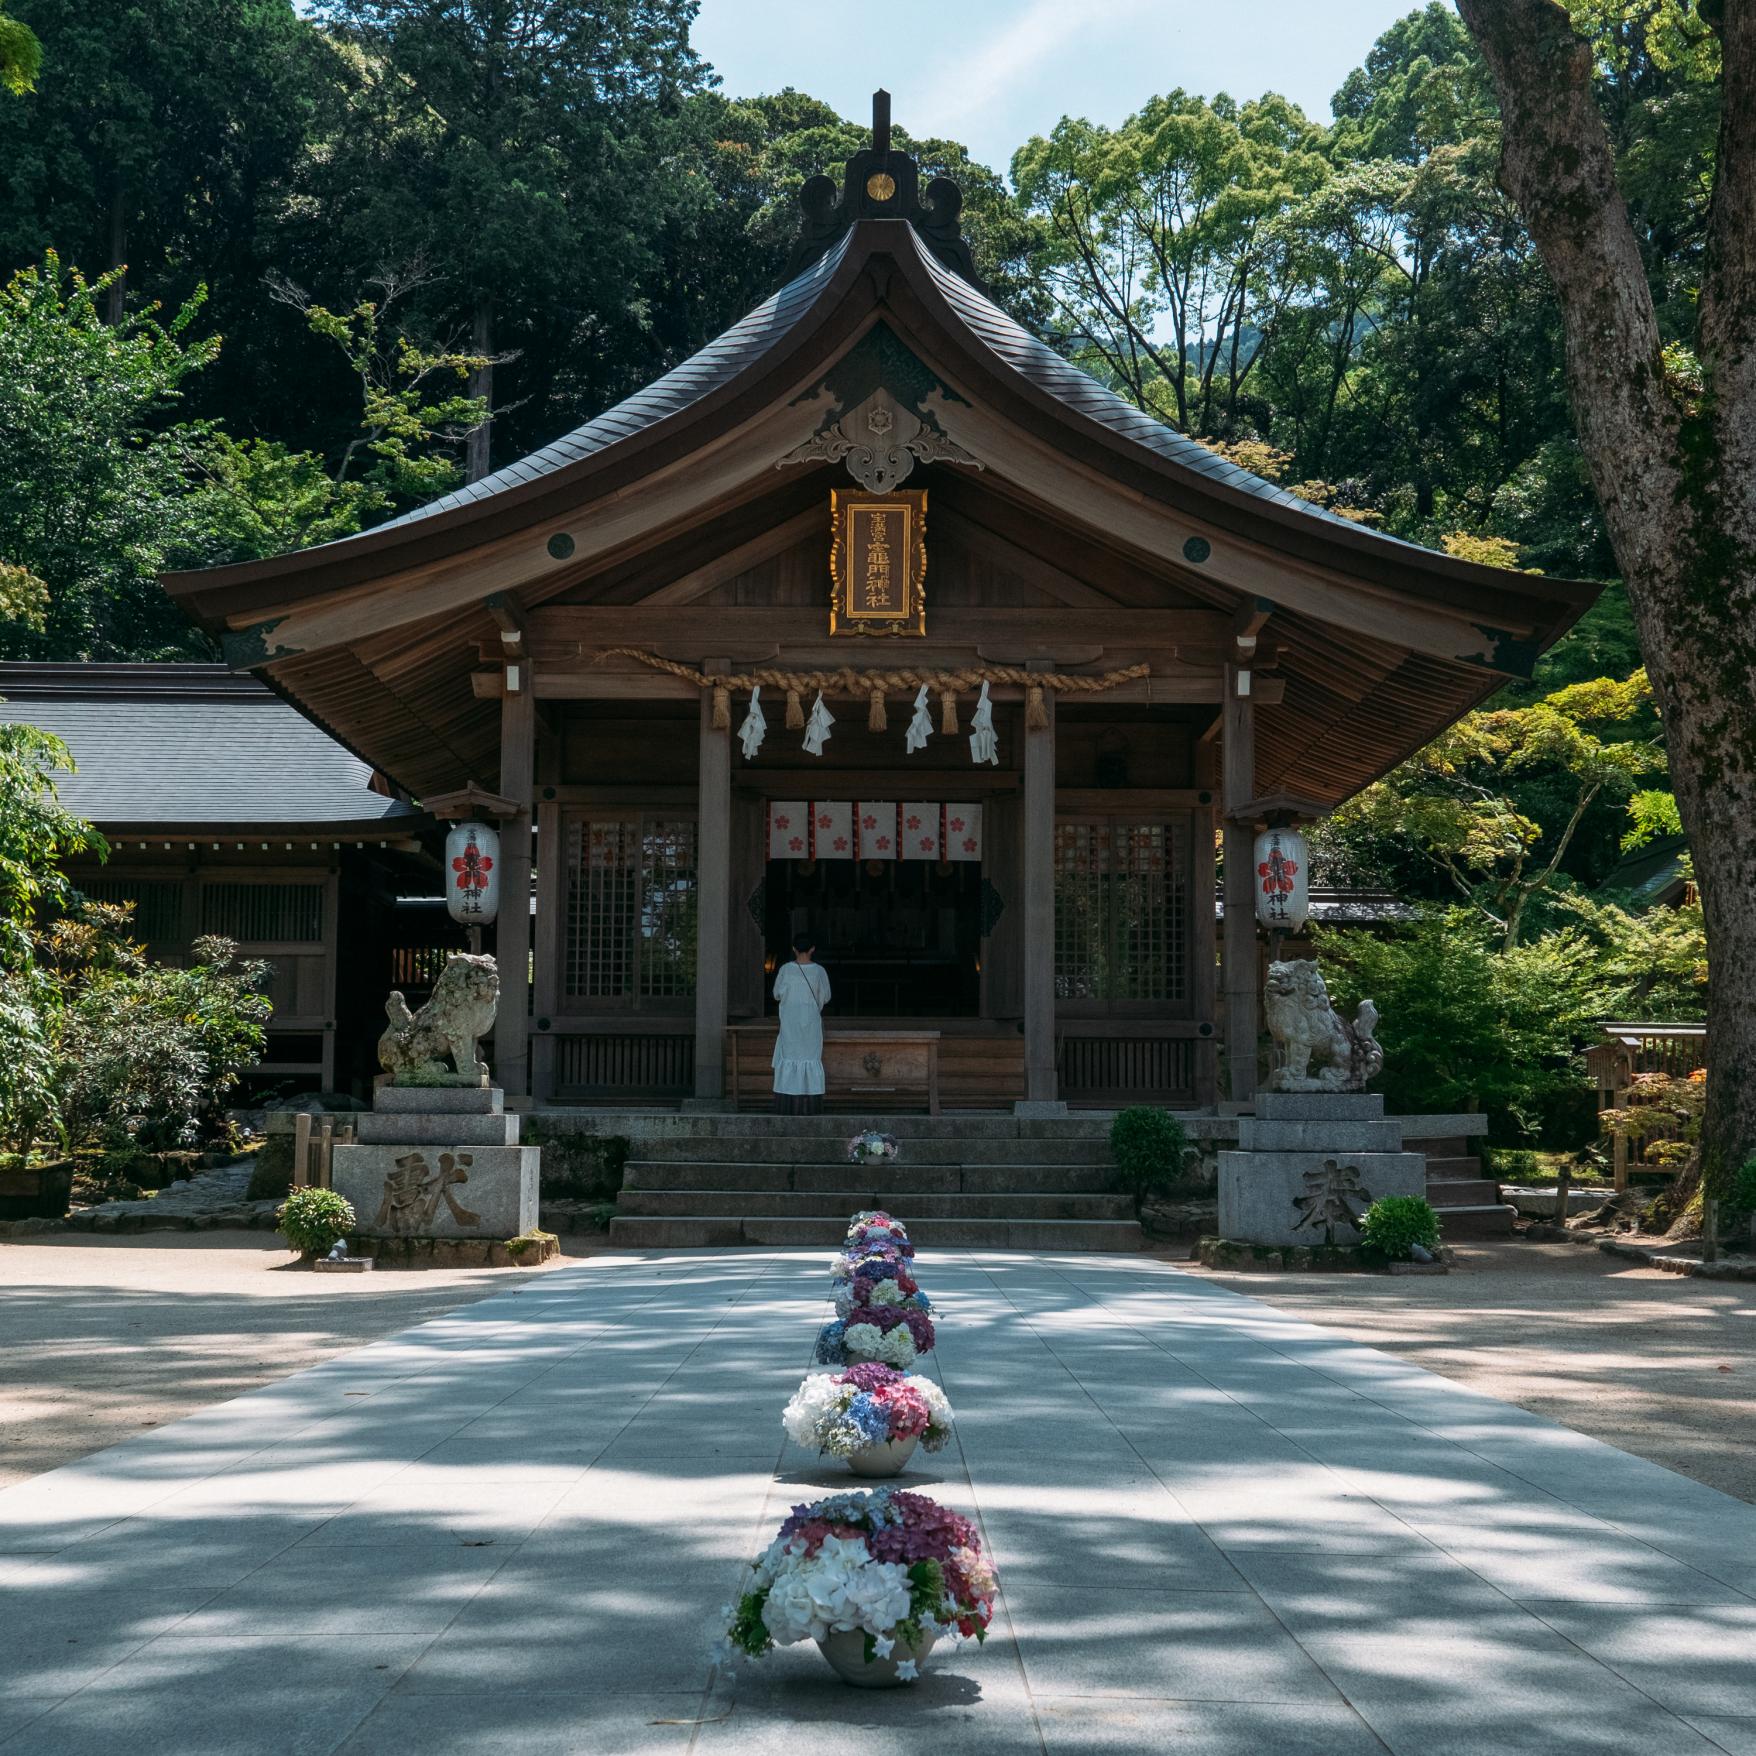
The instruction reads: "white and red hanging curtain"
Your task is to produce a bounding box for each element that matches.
[944,803,983,861]
[902,803,940,860]
[857,802,898,859]
[813,800,854,858]
[766,801,982,861]
[767,801,810,860]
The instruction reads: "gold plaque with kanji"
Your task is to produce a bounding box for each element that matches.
[829,488,926,637]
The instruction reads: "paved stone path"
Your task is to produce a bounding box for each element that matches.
[3,1249,1754,1754]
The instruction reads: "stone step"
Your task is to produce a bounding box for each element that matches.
[531,1112,1119,1142]
[616,1188,1138,1222]
[1432,1202,1518,1239]
[1426,1177,1501,1206]
[1423,1154,1484,1179]
[629,1136,1114,1166]
[606,1214,1146,1251]
[1404,1136,1476,1159]
[621,1161,1118,1196]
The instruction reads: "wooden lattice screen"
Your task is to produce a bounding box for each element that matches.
[200,882,323,944]
[564,813,698,1006]
[78,878,183,943]
[1053,818,1188,1008]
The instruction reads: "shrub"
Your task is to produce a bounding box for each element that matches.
[246,1136,295,1202]
[1109,1107,1189,1201]
[58,934,271,1156]
[0,979,58,1158]
[1726,1160,1756,1222]
[277,1186,356,1258]
[1359,1195,1441,1261]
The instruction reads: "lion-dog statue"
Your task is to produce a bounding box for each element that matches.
[377,953,499,1084]
[1263,959,1383,1093]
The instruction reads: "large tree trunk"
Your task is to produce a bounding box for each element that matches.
[466,297,494,482]
[104,182,126,326]
[1457,0,1756,1192]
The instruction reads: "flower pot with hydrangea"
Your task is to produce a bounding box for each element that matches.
[815,1301,935,1370]
[783,1363,953,1477]
[720,1487,995,1687]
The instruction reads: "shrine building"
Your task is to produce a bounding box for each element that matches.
[161,100,1596,1114]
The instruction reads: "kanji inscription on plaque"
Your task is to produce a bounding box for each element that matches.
[829,488,926,637]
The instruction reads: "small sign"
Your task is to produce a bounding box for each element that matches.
[830,488,926,637]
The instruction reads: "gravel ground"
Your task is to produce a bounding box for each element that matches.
[1190,1235,1756,1504]
[0,1231,597,1488]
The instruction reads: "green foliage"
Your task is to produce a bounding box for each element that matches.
[1725,1160,1756,1222]
[1108,1107,1190,1199]
[277,1185,355,1257]
[57,928,272,1156]
[526,1127,629,1200]
[0,977,57,1157]
[0,10,42,95]
[0,715,104,974]
[1359,1195,1441,1260]
[1320,912,1608,1143]
[245,1135,296,1202]
[0,253,218,659]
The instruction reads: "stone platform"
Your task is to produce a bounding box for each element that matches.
[331,1084,538,1243]
[1218,1092,1426,1248]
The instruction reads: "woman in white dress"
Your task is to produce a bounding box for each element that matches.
[772,932,831,1115]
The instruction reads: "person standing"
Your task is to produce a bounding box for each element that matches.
[772,932,831,1115]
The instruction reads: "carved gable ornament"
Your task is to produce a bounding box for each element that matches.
[829,488,926,638]
[779,386,981,494]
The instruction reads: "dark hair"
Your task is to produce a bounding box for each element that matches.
[791,930,817,955]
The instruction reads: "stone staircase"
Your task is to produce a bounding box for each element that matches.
[1405,1123,1516,1238]
[602,1114,1143,1251]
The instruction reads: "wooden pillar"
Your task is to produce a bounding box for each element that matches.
[498,670,534,1100]
[1022,671,1057,1102]
[694,671,732,1099]
[531,797,562,1102]
[1192,803,1219,1107]
[1221,659,1259,1104]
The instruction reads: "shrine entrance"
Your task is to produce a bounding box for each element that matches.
[763,854,984,1018]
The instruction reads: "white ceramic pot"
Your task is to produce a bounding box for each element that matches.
[816,1625,938,1688]
[844,1433,919,1477]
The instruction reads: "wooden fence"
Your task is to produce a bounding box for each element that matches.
[1585,1022,1707,1188]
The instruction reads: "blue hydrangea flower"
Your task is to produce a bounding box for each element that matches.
[813,1321,849,1365]
[845,1392,892,1444]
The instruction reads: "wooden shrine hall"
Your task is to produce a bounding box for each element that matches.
[163,97,1595,1112]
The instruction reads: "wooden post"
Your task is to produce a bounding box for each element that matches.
[1554,1158,1572,1223]
[694,669,732,1099]
[1192,801,1219,1107]
[317,1116,335,1190]
[292,1111,312,1189]
[1022,668,1057,1102]
[1221,659,1258,1103]
[531,797,562,1103]
[498,667,535,1100]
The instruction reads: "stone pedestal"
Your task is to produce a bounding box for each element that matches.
[332,1085,539,1241]
[1216,1092,1425,1248]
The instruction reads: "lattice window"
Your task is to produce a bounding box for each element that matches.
[564,813,697,1006]
[1054,817,1187,1007]
[78,878,183,943]
[200,882,322,943]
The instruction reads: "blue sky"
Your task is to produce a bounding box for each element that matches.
[691,0,1434,175]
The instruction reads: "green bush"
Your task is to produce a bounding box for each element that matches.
[1490,1147,1542,1181]
[1726,1159,1756,1221]
[246,1136,295,1201]
[1109,1107,1189,1201]
[1359,1195,1441,1261]
[277,1186,356,1258]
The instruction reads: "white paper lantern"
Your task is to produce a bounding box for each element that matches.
[445,820,501,925]
[1252,827,1309,933]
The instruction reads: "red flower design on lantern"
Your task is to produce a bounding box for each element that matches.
[876,835,891,851]
[862,813,877,830]
[962,836,977,853]
[948,816,966,833]
[906,814,922,830]
[817,812,832,828]
[833,836,849,852]
[788,836,804,852]
[918,837,933,852]
[452,846,493,892]
[1257,852,1300,897]
[774,813,790,830]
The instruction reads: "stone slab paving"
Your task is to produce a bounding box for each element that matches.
[2,1249,1754,1754]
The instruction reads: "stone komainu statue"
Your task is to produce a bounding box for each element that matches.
[378,953,499,1084]
[1263,959,1383,1094]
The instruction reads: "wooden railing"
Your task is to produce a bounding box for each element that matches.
[1058,1026,1197,1106]
[552,1027,695,1101]
[1586,1022,1707,1187]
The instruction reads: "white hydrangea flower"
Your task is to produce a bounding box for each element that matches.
[780,1373,846,1448]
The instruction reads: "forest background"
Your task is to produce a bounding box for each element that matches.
[0,0,1718,1149]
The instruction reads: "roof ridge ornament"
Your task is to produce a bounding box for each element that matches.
[777,386,982,493]
[783,89,985,291]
